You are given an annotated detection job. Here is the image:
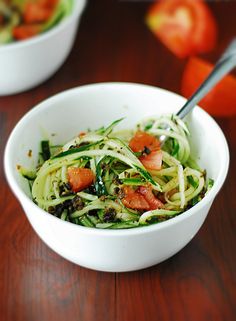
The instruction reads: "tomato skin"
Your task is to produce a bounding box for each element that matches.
[122,185,163,211]
[129,131,162,170]
[13,25,42,40]
[129,131,160,153]
[23,0,58,24]
[67,167,95,193]
[137,185,164,210]
[24,4,52,24]
[181,57,236,116]
[38,0,59,9]
[122,186,150,210]
[140,150,163,171]
[146,0,217,58]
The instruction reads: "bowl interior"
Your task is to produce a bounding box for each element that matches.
[5,83,229,205]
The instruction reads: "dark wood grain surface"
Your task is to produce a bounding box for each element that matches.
[0,1,236,320]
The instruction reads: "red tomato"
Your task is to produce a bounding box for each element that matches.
[129,131,160,153]
[24,5,51,24]
[181,57,236,116]
[146,0,217,58]
[137,185,164,210]
[13,25,42,40]
[122,186,150,210]
[140,150,163,171]
[38,0,59,9]
[67,167,95,193]
[24,1,57,24]
[122,185,163,211]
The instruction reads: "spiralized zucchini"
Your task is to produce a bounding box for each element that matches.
[20,115,213,229]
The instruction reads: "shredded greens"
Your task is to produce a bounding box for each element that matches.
[19,115,213,229]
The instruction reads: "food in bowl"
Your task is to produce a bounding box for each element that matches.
[4,83,229,271]
[0,0,86,96]
[0,0,73,44]
[19,115,213,229]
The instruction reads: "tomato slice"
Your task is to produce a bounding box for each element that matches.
[13,25,42,40]
[129,131,160,153]
[38,0,59,9]
[122,185,163,211]
[24,5,51,24]
[146,0,217,58]
[129,131,162,170]
[122,186,150,210]
[181,56,236,117]
[24,0,58,24]
[67,167,95,193]
[137,185,164,210]
[140,150,163,171]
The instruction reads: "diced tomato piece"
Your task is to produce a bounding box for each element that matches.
[181,57,236,117]
[67,167,95,193]
[122,186,150,210]
[137,185,164,210]
[38,0,59,9]
[24,2,54,24]
[140,150,163,171]
[129,131,160,153]
[129,131,162,170]
[121,185,163,211]
[146,0,217,58]
[13,25,42,40]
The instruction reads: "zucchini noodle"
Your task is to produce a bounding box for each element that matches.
[19,115,213,229]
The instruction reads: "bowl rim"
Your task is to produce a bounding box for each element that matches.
[4,82,230,236]
[0,0,87,52]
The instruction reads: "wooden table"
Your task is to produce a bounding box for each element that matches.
[1,1,236,320]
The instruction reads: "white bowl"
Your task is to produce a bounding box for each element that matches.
[4,83,229,272]
[0,0,87,96]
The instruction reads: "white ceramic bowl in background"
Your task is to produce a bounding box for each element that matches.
[0,0,87,96]
[4,83,229,272]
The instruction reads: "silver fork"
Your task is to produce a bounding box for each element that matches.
[160,38,236,145]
